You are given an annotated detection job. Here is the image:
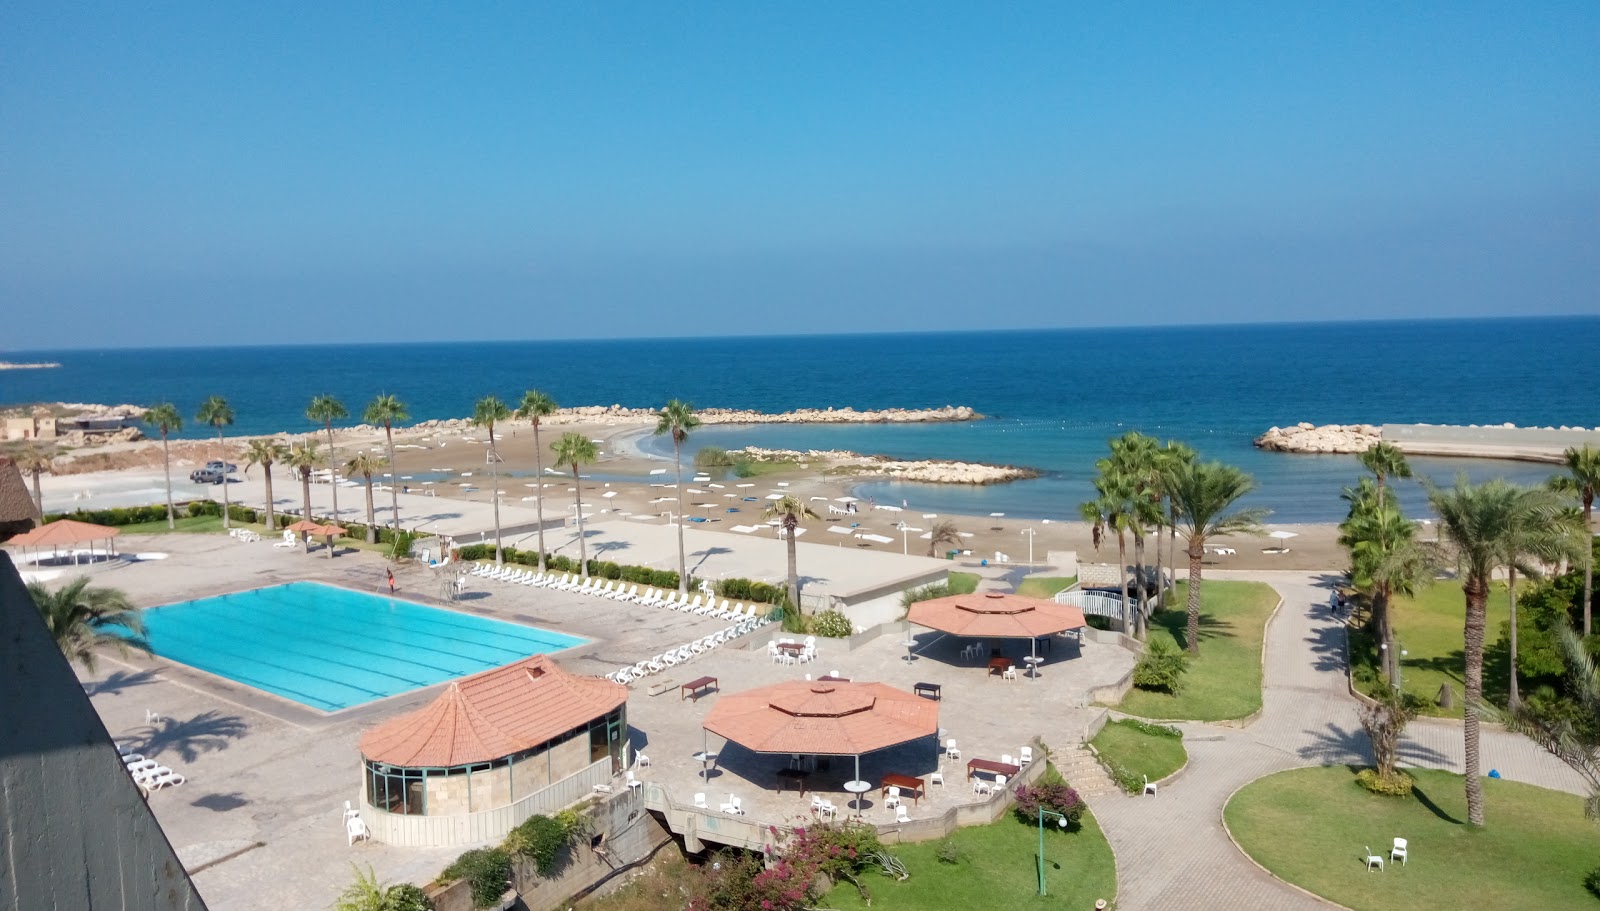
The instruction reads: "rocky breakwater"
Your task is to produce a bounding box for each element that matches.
[1254,423,1382,454]
[738,446,1037,485]
[347,404,981,437]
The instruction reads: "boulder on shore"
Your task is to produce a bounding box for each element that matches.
[1254,423,1381,454]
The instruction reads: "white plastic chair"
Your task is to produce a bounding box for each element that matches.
[1143,775,1158,797]
[1019,746,1034,764]
[1364,846,1384,872]
[929,770,944,787]
[884,786,901,809]
[346,814,370,845]
[1390,837,1407,865]
[894,804,910,824]
[625,770,642,792]
[994,774,1008,788]
[694,792,708,809]
[1001,754,1014,766]
[819,800,837,819]
[973,778,992,795]
[720,794,743,815]
[1002,665,1018,680]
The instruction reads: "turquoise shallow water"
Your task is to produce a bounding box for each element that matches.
[8,317,1597,523]
[138,581,585,711]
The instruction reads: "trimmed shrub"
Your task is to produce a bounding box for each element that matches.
[1132,638,1189,694]
[440,848,512,909]
[811,609,853,639]
[715,577,785,606]
[1585,863,1600,900]
[1355,768,1415,798]
[1011,772,1085,829]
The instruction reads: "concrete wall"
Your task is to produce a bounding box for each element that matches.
[0,553,208,910]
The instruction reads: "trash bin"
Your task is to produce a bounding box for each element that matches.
[947,550,957,560]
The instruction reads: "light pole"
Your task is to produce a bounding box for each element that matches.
[1021,527,1036,564]
[1380,640,1410,692]
[1036,806,1069,895]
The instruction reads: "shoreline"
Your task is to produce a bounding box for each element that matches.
[1257,421,1600,464]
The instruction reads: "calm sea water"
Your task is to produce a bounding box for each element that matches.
[6,317,1597,522]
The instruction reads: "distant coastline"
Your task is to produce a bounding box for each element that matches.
[0,361,60,370]
[1256,422,1600,464]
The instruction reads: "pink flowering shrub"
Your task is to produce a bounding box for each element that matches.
[1011,775,1085,829]
[688,822,886,910]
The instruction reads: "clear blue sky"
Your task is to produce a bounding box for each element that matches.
[3,2,1596,349]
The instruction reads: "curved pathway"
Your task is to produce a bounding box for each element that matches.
[1079,570,1585,911]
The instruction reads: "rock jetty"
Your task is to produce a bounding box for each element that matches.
[737,446,1036,486]
[342,404,982,436]
[1254,423,1381,454]
[0,361,60,370]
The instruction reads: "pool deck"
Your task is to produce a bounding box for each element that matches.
[55,533,1133,910]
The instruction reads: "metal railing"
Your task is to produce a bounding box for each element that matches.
[363,758,611,848]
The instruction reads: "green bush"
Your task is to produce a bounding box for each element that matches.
[811,609,853,639]
[440,848,512,909]
[383,883,433,911]
[1102,759,1143,795]
[1118,719,1182,739]
[935,838,963,865]
[715,577,785,605]
[504,813,572,877]
[334,864,435,911]
[694,446,735,468]
[1132,638,1190,694]
[1585,863,1600,900]
[1355,768,1415,798]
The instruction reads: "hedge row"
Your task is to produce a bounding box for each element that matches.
[714,577,787,606]
[456,543,684,590]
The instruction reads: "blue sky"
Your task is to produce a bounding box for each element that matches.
[2,2,1596,349]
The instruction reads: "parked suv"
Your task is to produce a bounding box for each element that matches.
[204,460,237,473]
[190,468,225,484]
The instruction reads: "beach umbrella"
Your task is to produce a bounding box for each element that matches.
[1267,530,1298,553]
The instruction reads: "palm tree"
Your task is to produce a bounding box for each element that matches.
[1167,460,1269,655]
[515,389,558,571]
[1498,623,1600,820]
[345,452,386,544]
[243,439,289,531]
[1550,444,1600,637]
[1082,468,1139,637]
[28,576,148,673]
[1358,441,1413,503]
[1107,433,1166,623]
[764,494,819,610]
[307,395,349,523]
[926,519,961,557]
[285,441,321,552]
[363,394,409,532]
[13,445,51,518]
[1338,498,1428,684]
[472,395,512,564]
[1501,508,1587,709]
[655,400,701,594]
[1429,476,1566,827]
[551,432,598,578]
[195,396,236,529]
[1157,440,1197,610]
[142,403,183,529]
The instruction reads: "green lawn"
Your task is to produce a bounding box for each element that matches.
[824,808,1117,910]
[1226,766,1597,910]
[1015,576,1077,599]
[116,514,237,534]
[1349,582,1510,718]
[1089,720,1186,792]
[1111,581,1279,722]
[948,572,980,595]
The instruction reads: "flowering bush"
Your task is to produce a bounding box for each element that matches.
[687,822,887,911]
[1012,777,1085,829]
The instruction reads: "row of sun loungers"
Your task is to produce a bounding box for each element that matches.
[604,620,758,685]
[118,742,186,791]
[468,563,775,624]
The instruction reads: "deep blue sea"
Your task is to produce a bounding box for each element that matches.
[6,317,1597,522]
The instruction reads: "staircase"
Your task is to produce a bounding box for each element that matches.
[1052,746,1121,798]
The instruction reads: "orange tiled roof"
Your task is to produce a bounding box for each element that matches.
[703,680,938,756]
[359,654,626,768]
[7,518,119,548]
[907,591,1086,639]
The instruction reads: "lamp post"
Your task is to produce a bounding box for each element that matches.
[1036,805,1069,896]
[1021,527,1036,564]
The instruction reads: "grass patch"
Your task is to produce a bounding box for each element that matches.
[948,572,980,595]
[1349,582,1510,718]
[823,805,1116,910]
[1112,581,1278,721]
[1015,576,1077,599]
[116,514,238,534]
[1225,766,1596,910]
[1089,720,1186,792]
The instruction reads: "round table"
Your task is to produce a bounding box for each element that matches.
[843,780,872,816]
[1023,655,1044,679]
[693,751,718,781]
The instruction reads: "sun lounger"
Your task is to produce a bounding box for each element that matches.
[144,769,186,789]
[272,531,297,549]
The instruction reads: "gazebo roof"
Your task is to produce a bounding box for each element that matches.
[0,456,39,542]
[704,680,938,757]
[359,655,626,768]
[7,518,120,548]
[907,591,1086,639]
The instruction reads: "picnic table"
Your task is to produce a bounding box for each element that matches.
[776,642,806,655]
[966,758,1021,781]
[776,767,809,796]
[913,681,941,700]
[987,656,1013,677]
[880,773,925,805]
[681,675,719,701]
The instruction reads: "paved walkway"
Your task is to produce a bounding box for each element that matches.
[1081,570,1585,911]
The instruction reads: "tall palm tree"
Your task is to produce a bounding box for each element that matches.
[1499,622,1600,820]
[345,452,387,544]
[1167,460,1269,654]
[1429,476,1566,827]
[243,439,289,531]
[1338,498,1428,684]
[655,400,701,594]
[1157,440,1196,610]
[1501,508,1586,709]
[764,494,819,610]
[1550,444,1600,637]
[926,519,961,557]
[1358,441,1413,503]
[13,445,51,518]
[196,396,236,529]
[142,403,183,529]
[472,395,512,564]
[306,395,349,522]
[551,432,598,579]
[1108,433,1163,609]
[363,394,408,532]
[285,441,321,552]
[1082,469,1140,636]
[28,576,148,673]
[515,389,558,571]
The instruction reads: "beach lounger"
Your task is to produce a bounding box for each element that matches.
[272,531,297,549]
[145,769,186,789]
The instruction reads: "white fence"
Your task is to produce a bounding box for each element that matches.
[364,758,612,848]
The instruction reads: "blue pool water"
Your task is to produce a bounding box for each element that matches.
[139,581,586,712]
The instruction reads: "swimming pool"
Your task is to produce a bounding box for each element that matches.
[139,581,586,711]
